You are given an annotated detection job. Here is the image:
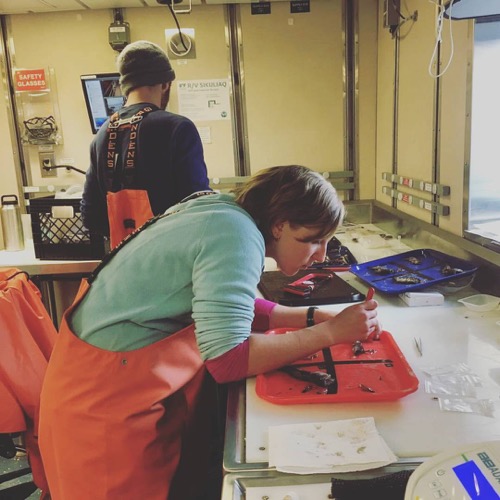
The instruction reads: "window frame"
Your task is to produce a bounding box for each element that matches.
[463,17,500,253]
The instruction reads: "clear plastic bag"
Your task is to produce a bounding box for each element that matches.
[424,377,477,397]
[423,363,482,397]
[438,397,495,418]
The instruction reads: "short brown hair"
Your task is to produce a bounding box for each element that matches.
[234,165,344,243]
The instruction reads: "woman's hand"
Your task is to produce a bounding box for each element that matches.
[247,299,381,376]
[315,299,381,345]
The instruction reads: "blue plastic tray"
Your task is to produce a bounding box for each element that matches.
[349,249,478,294]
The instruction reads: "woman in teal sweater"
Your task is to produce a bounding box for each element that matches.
[39,165,380,500]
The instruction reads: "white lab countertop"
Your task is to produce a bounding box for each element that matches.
[224,224,500,476]
[244,283,500,463]
[0,213,100,276]
[0,237,99,275]
[0,235,100,326]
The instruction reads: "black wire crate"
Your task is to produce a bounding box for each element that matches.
[29,196,105,260]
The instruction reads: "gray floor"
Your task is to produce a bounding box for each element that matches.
[0,447,221,500]
[0,392,225,500]
[0,453,40,500]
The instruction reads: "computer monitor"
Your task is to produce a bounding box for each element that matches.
[80,73,126,134]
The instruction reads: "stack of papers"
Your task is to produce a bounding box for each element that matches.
[268,417,397,474]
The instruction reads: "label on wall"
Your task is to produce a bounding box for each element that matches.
[177,79,230,122]
[291,0,310,13]
[14,68,47,91]
[251,2,271,15]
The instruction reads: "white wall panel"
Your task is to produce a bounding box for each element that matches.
[375,0,469,235]
[375,0,395,207]
[8,4,234,186]
[358,0,378,200]
[437,19,471,236]
[240,0,344,175]
[0,48,20,250]
[396,0,436,222]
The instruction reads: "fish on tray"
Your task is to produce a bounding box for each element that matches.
[279,365,336,388]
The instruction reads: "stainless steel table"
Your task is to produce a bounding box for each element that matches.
[221,465,418,499]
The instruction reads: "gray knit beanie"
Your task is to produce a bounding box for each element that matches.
[117,40,176,96]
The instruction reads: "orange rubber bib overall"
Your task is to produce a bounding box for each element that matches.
[39,279,209,500]
[0,268,56,494]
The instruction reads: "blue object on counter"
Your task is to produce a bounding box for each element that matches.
[349,249,478,294]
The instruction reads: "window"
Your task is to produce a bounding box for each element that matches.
[465,19,500,251]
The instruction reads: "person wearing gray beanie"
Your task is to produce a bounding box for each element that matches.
[81,39,210,240]
[117,40,176,96]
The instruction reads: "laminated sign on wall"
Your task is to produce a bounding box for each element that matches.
[177,79,230,121]
[14,68,48,92]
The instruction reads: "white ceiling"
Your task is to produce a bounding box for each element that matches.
[0,0,291,14]
[0,0,203,15]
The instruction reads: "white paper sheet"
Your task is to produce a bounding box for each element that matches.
[268,417,397,474]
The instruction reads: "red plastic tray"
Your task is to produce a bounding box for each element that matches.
[255,328,419,404]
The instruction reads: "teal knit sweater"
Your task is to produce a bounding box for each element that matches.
[70,193,265,360]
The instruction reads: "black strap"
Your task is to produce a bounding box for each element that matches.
[306,306,318,327]
[105,105,156,192]
[307,306,339,394]
[88,191,215,285]
[88,212,164,284]
[5,270,30,282]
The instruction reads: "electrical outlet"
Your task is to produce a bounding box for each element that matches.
[165,28,196,60]
[39,152,57,178]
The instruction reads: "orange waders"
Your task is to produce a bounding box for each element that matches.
[0,268,56,494]
[39,279,210,500]
[105,106,154,250]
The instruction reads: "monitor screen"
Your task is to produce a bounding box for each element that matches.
[453,460,500,499]
[80,73,126,134]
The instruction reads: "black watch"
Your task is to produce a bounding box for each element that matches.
[306,306,318,327]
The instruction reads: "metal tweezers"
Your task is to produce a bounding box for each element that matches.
[414,337,423,356]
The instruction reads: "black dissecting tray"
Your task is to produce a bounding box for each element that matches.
[349,249,478,294]
[258,269,365,306]
[308,237,357,271]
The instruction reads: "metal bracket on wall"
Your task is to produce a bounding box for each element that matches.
[382,186,450,216]
[321,171,355,192]
[382,172,450,196]
[209,176,248,192]
[209,171,355,193]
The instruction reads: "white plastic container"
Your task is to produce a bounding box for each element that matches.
[458,294,500,312]
[400,291,444,307]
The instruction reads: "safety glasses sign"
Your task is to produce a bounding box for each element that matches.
[14,69,47,92]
